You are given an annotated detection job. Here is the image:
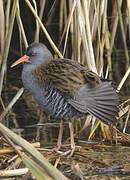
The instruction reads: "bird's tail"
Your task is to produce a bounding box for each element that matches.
[69,81,119,125]
[87,81,119,125]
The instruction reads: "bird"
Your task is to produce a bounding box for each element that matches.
[11,42,119,156]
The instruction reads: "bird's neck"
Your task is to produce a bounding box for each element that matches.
[21,58,46,94]
[22,53,53,102]
[23,51,53,72]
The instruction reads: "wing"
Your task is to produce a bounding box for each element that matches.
[34,58,101,98]
[34,58,119,124]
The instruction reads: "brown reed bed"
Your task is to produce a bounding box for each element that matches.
[0,0,129,179]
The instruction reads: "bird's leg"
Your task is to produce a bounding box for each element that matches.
[54,121,80,156]
[53,119,64,152]
[68,121,75,157]
[36,109,44,141]
[57,119,64,150]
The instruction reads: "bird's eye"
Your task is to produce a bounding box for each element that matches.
[26,50,37,57]
[30,52,37,56]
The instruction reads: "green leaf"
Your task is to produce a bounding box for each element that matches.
[21,153,52,180]
[0,123,68,180]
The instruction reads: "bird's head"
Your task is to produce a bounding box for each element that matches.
[11,42,53,68]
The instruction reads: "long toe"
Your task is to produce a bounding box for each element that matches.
[68,145,76,158]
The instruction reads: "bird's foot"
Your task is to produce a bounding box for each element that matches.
[53,120,64,153]
[52,144,62,153]
[52,143,81,157]
[61,145,81,158]
[68,144,75,157]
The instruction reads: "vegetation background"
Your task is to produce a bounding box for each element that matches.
[0,0,129,179]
